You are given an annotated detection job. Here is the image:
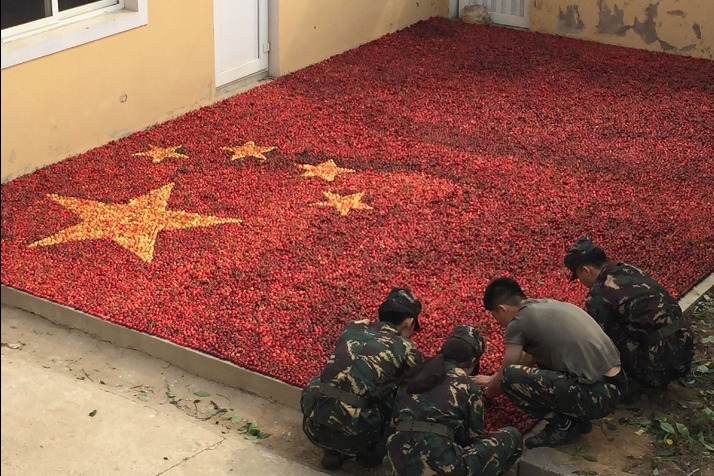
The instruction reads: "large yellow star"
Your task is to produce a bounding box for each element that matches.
[222,141,276,162]
[311,191,373,216]
[299,160,355,182]
[29,183,242,263]
[132,145,189,164]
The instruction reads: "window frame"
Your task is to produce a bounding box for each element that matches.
[1,0,147,69]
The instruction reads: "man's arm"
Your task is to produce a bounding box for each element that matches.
[473,343,524,400]
[585,285,618,327]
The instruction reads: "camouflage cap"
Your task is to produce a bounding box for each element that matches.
[448,325,485,358]
[563,236,602,281]
[379,287,422,331]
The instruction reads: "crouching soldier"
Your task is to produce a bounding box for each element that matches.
[300,288,424,471]
[387,325,522,476]
[564,237,694,395]
[475,278,626,449]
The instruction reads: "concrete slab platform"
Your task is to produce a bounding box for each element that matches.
[2,357,221,475]
[1,304,333,476]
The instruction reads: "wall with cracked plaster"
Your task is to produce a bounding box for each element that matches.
[530,0,713,59]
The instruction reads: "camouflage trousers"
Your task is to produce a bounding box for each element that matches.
[302,415,385,457]
[502,365,624,422]
[386,426,522,476]
[619,334,694,389]
[300,377,394,457]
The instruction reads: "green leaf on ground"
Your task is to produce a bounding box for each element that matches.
[606,423,618,431]
[89,409,97,417]
[698,434,714,451]
[229,415,242,423]
[656,449,674,457]
[659,421,675,434]
[581,454,597,462]
[193,390,211,397]
[696,364,710,374]
[675,422,690,438]
[701,336,714,344]
[238,421,257,433]
[245,431,270,440]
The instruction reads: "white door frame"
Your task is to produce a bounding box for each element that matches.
[214,0,269,88]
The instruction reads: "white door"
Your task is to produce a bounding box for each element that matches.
[459,0,529,28]
[214,0,269,87]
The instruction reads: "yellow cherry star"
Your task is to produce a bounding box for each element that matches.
[311,191,373,216]
[222,141,276,162]
[299,160,355,182]
[29,183,241,263]
[132,145,189,163]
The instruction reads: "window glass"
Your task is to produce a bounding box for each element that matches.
[2,0,120,33]
[1,1,50,30]
[59,0,103,10]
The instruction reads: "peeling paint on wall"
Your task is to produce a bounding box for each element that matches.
[558,5,584,33]
[558,5,585,33]
[596,0,628,36]
[633,2,658,44]
[529,0,713,60]
[692,22,702,40]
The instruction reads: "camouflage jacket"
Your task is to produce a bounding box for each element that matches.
[585,262,689,349]
[390,360,485,448]
[300,319,422,437]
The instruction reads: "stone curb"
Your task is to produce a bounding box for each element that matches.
[2,276,712,476]
[0,285,302,411]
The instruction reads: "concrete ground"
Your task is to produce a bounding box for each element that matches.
[1,304,333,476]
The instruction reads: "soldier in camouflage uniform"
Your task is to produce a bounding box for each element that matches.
[300,288,424,471]
[564,237,694,392]
[387,325,522,476]
[474,277,626,449]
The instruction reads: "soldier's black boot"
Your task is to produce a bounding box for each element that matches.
[356,447,385,468]
[619,380,643,405]
[321,449,346,470]
[525,417,582,449]
[578,419,593,434]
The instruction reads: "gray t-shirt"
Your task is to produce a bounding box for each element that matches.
[504,298,621,384]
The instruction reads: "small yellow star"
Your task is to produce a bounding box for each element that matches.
[132,145,189,164]
[222,141,276,162]
[299,160,355,182]
[311,191,373,216]
[29,183,241,263]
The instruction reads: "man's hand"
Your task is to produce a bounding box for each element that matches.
[471,374,494,389]
[483,384,501,400]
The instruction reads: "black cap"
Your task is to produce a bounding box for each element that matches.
[564,236,603,281]
[378,288,422,331]
[448,325,485,358]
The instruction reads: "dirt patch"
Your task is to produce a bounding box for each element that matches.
[548,288,714,476]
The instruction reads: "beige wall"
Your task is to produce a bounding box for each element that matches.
[269,0,448,76]
[530,0,713,59]
[1,0,215,182]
